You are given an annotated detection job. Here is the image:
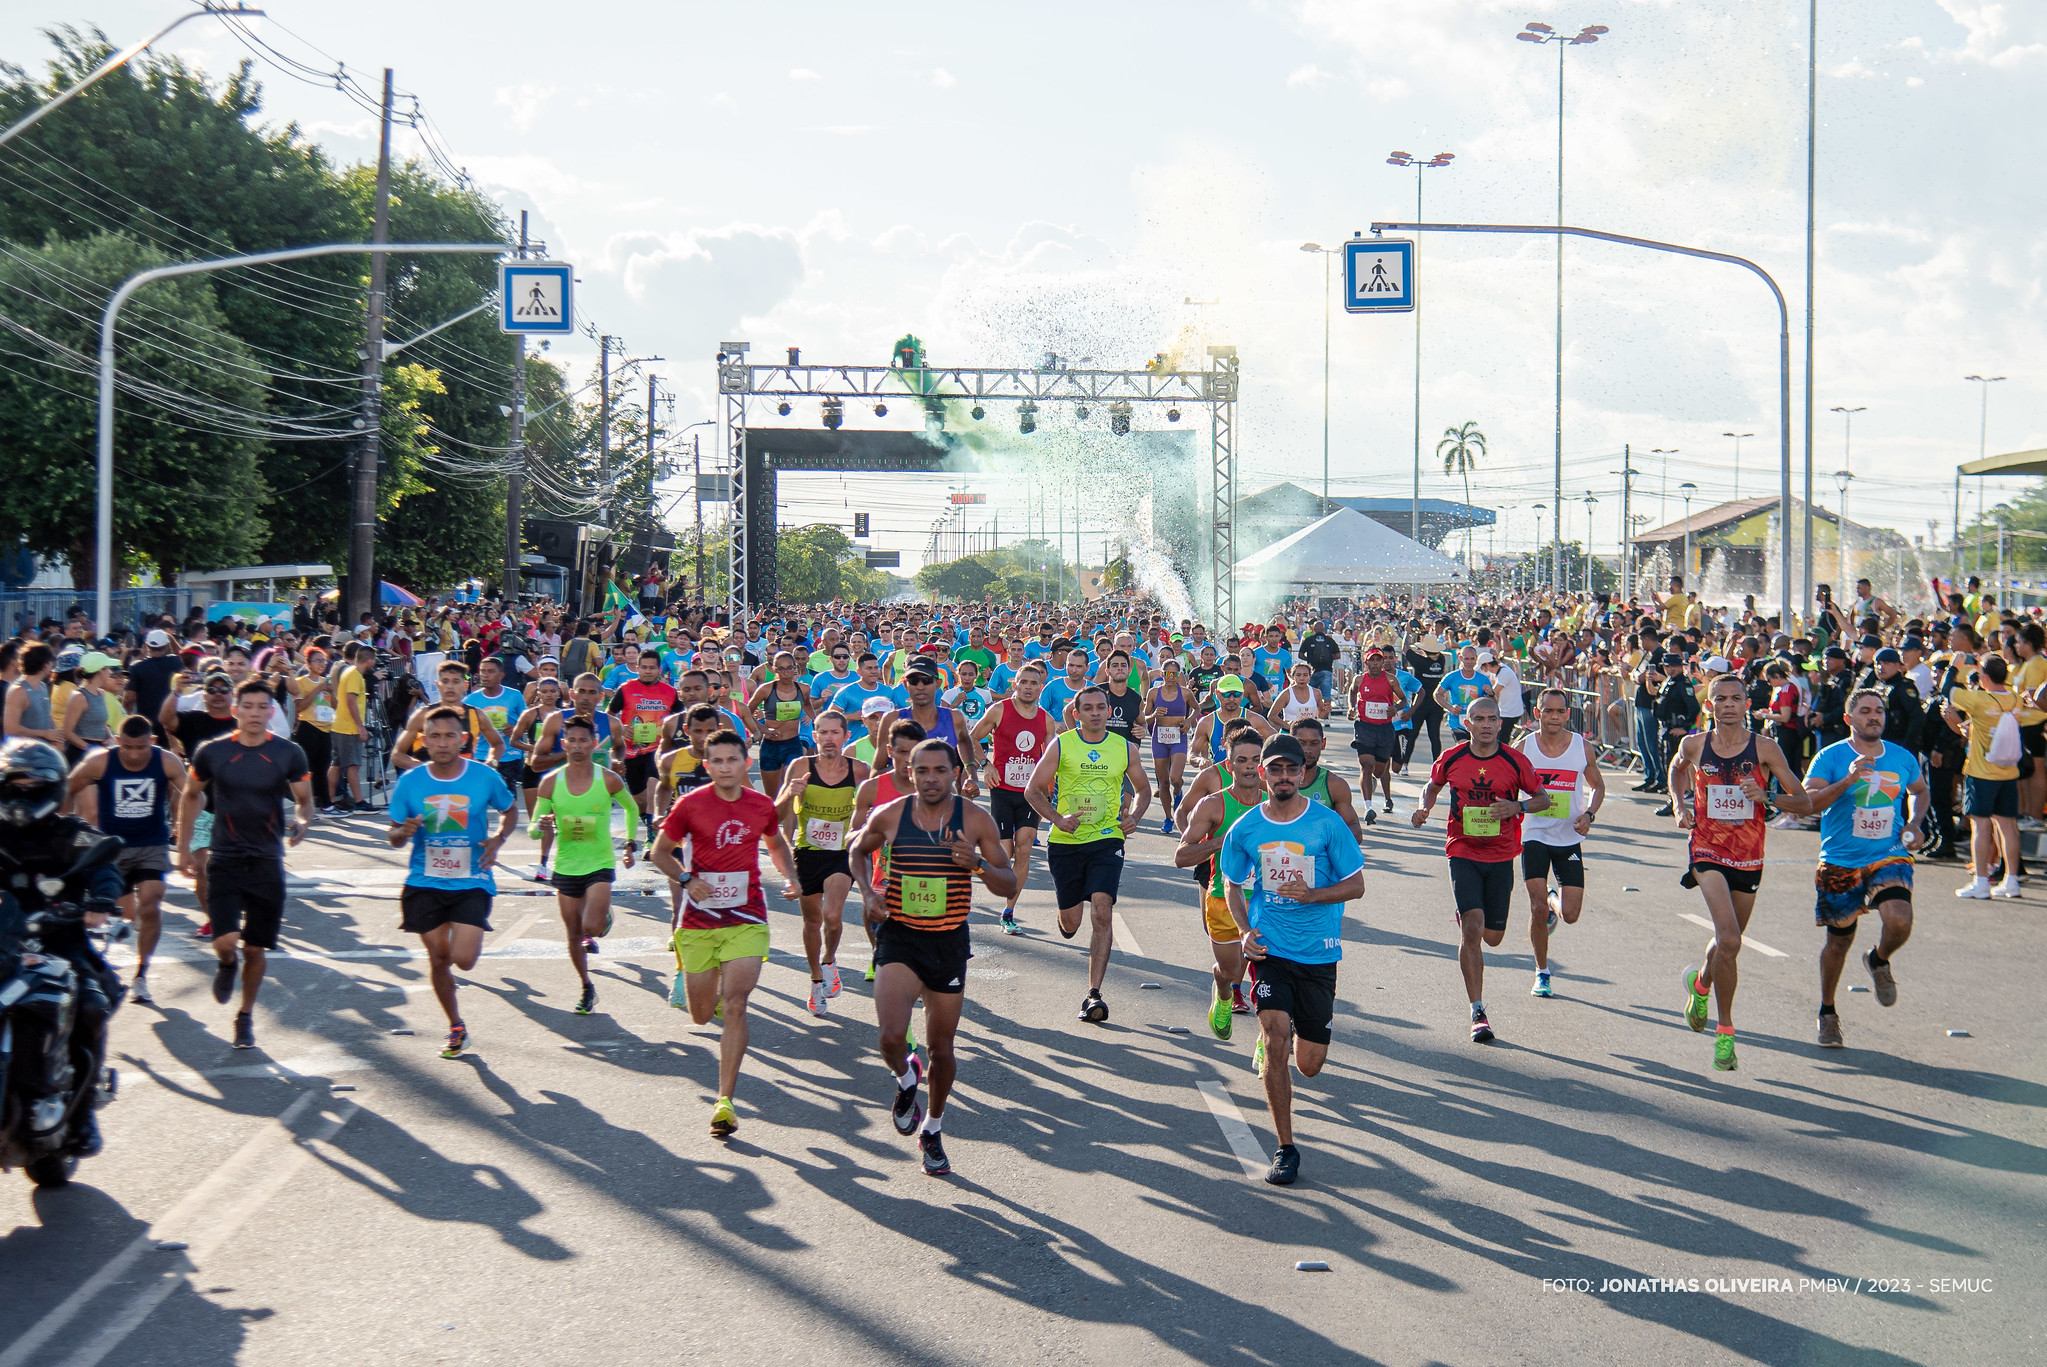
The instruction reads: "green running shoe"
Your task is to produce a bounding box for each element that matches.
[1252,1036,1267,1078]
[1208,991,1233,1041]
[906,1021,918,1056]
[865,960,877,982]
[1713,1032,1739,1072]
[1682,967,1709,1033]
[668,972,688,1009]
[710,1096,738,1137]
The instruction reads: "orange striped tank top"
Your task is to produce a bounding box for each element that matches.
[884,795,972,933]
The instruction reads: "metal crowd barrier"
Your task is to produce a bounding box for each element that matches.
[1544,681,1646,774]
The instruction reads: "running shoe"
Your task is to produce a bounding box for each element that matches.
[128,971,152,1007]
[1546,887,1560,934]
[1653,803,1675,818]
[1079,989,1108,1024]
[865,960,878,982]
[822,963,843,998]
[211,951,238,1005]
[808,980,828,1017]
[668,971,687,1008]
[232,1011,255,1050]
[441,1023,468,1059]
[919,1129,951,1177]
[575,981,596,1015]
[892,1054,927,1135]
[713,996,724,1023]
[1532,970,1553,998]
[1265,1143,1300,1186]
[193,920,212,938]
[710,1096,739,1137]
[583,936,601,956]
[1364,808,1378,826]
[318,803,342,816]
[1231,982,1251,1015]
[1252,1036,1268,1078]
[999,911,1021,936]
[1816,1013,1844,1049]
[1208,991,1233,1041]
[1470,1008,1494,1044]
[1956,880,1993,900]
[526,863,551,883]
[1994,879,2023,899]
[1864,950,1897,1006]
[601,907,614,936]
[1161,817,1176,836]
[1713,1031,1739,1071]
[1682,967,1710,1032]
[1382,797,1395,813]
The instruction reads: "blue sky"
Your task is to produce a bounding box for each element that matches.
[7,1,2043,572]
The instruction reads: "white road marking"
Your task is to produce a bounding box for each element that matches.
[1196,1079,1269,1178]
[1678,912,1788,957]
[1112,911,1145,959]
[2,1092,356,1367]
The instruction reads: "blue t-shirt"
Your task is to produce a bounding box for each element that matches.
[1392,669,1422,733]
[988,662,1016,696]
[1218,801,1365,965]
[389,759,516,892]
[1251,647,1293,689]
[1039,676,1091,724]
[1809,739,1920,866]
[463,687,524,762]
[600,664,635,691]
[829,680,907,742]
[1023,641,1051,661]
[1441,669,1487,723]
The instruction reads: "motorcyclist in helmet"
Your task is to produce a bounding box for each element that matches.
[0,737,125,1156]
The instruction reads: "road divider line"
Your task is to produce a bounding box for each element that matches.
[1196,1080,1269,1178]
[1113,911,1144,959]
[1678,912,1787,957]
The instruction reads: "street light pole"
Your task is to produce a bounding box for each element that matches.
[0,6,264,151]
[1678,482,1697,590]
[1517,21,1608,592]
[1581,492,1599,593]
[1722,431,1754,501]
[1386,151,1455,543]
[1829,405,1864,594]
[1532,503,1547,590]
[1966,374,2005,576]
[1297,243,1337,503]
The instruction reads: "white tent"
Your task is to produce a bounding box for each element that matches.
[1234,507,1465,585]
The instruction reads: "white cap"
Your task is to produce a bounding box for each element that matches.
[145,629,171,647]
[860,695,894,716]
[1705,655,1732,672]
[1476,649,1496,664]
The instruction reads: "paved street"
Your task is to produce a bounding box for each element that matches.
[3,737,2037,1366]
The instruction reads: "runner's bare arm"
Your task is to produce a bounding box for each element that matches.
[64,750,107,821]
[1575,749,1606,835]
[967,702,1002,746]
[1409,778,1447,828]
[764,828,798,893]
[532,712,567,770]
[1174,763,1223,826]
[1903,773,1931,851]
[1790,740,1866,814]
[1326,772,1363,843]
[1667,734,1702,828]
[1174,792,1228,867]
[775,757,811,829]
[1118,739,1153,834]
[960,805,1018,900]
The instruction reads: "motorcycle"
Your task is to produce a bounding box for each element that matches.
[0,894,124,1189]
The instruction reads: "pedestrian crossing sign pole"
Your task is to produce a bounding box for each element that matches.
[1343,237,1415,313]
[499,260,575,334]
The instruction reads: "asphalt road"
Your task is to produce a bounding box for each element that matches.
[3,729,2039,1366]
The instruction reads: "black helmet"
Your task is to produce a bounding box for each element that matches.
[0,738,67,829]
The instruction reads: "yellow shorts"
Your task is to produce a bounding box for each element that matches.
[673,922,771,975]
[1203,893,1240,944]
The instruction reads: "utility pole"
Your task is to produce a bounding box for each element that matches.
[597,335,612,527]
[347,68,395,627]
[503,210,528,602]
[692,432,704,604]
[645,371,659,530]
[1620,443,1634,601]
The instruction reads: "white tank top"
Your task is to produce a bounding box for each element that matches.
[1518,730,1587,845]
[1280,685,1320,722]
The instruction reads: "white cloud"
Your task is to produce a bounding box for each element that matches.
[493,83,557,135]
[1934,2,2047,67]
[788,67,820,81]
[931,68,957,88]
[1286,63,1331,88]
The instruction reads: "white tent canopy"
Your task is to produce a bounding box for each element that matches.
[1234,507,1464,585]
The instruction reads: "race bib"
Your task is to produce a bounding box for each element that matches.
[775,701,802,721]
[1539,789,1573,819]
[1706,785,1754,822]
[631,720,661,745]
[804,817,846,850]
[1853,805,1895,842]
[313,704,337,725]
[1155,725,1182,744]
[425,841,472,880]
[1004,757,1036,789]
[1071,794,1107,829]
[696,869,750,909]
[899,873,949,918]
[484,706,509,729]
[1460,805,1501,837]
[1364,701,1390,721]
[1260,847,1311,900]
[559,812,599,843]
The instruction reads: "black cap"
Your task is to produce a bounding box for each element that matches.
[1874,647,1902,664]
[1260,734,1307,766]
[1859,634,1882,648]
[1901,635,1925,651]
[904,656,940,681]
[1824,645,1849,660]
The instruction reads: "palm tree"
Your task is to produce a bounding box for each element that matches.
[1437,421,1486,561]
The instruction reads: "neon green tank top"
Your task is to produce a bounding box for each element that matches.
[1046,727,1130,845]
[1209,788,1258,898]
[531,768,634,877]
[1300,766,1332,807]
[793,758,858,852]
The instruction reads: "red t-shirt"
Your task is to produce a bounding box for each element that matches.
[661,785,778,929]
[1353,672,1401,725]
[615,679,679,757]
[1429,742,1544,863]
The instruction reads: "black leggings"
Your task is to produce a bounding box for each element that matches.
[1406,699,1445,762]
[294,721,332,808]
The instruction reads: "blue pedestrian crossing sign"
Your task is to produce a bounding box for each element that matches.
[499,260,575,335]
[1343,238,1415,313]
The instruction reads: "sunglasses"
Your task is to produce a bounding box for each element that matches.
[204,684,233,694]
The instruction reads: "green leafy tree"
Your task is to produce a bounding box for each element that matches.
[1438,421,1486,557]
[777,523,855,602]
[915,556,997,602]
[0,231,268,584]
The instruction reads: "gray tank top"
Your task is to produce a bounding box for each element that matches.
[75,687,110,741]
[14,681,52,734]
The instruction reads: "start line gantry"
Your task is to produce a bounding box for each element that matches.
[713,342,1240,621]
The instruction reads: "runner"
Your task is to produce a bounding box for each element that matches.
[389,660,504,770]
[1268,660,1329,728]
[1517,687,1605,998]
[610,647,680,845]
[508,675,563,819]
[1141,657,1191,834]
[464,656,526,800]
[649,727,797,1138]
[1434,645,1492,742]
[1219,733,1365,1186]
[387,706,519,1057]
[968,662,1054,933]
[531,713,643,1013]
[1350,644,1407,816]
[1174,729,1268,1038]
[897,657,974,793]
[174,679,314,1051]
[1025,686,1152,1024]
[1802,688,1926,1049]
[1289,718,1363,842]
[748,649,813,798]
[1191,676,1274,769]
[66,715,185,1006]
[1669,675,1817,1071]
[850,718,922,982]
[1410,696,1547,1044]
[849,738,1017,1176]
[778,709,869,1014]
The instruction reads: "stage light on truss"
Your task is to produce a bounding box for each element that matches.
[1075,404,1090,421]
[1019,400,1037,434]
[874,401,888,417]
[777,400,792,416]
[821,396,843,429]
[1166,407,1181,422]
[1108,400,1132,436]
[971,405,985,420]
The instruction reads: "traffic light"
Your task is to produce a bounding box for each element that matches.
[854,513,869,538]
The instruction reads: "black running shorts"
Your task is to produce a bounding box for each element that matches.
[1249,954,1337,1046]
[874,919,971,995]
[1047,838,1125,909]
[1520,840,1585,889]
[989,787,1039,839]
[207,855,286,950]
[1448,856,1516,934]
[400,885,494,934]
[795,847,852,897]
